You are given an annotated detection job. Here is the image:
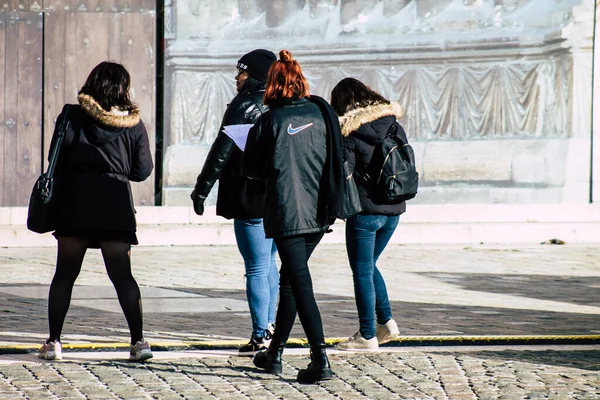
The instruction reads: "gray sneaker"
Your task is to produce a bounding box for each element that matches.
[129,339,153,362]
[38,340,62,360]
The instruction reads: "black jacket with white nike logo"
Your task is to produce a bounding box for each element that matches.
[242,97,331,238]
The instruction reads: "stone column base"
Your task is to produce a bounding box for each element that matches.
[162,143,219,206]
[161,137,589,206]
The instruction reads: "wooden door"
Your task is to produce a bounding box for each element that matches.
[43,4,156,206]
[0,11,43,207]
[0,1,156,207]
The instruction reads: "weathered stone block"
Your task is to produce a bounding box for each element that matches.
[411,141,426,177]
[162,144,208,187]
[422,140,514,182]
[510,139,567,186]
[162,143,219,206]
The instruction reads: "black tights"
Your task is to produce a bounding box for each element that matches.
[48,237,144,345]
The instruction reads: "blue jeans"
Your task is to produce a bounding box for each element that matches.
[234,218,279,339]
[345,214,399,339]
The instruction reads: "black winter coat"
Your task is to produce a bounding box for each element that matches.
[341,102,407,215]
[243,97,337,238]
[53,94,154,234]
[193,80,269,219]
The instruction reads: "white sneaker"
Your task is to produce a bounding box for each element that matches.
[129,339,153,362]
[376,319,400,345]
[336,332,378,351]
[38,340,62,360]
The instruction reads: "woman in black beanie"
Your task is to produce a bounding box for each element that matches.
[191,49,280,355]
[236,49,278,83]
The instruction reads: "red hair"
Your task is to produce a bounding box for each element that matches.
[264,50,310,106]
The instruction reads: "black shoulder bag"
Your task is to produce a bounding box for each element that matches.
[27,105,71,234]
[341,160,363,219]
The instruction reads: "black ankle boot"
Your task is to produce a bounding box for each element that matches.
[253,339,285,374]
[297,344,333,384]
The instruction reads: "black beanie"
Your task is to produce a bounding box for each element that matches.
[237,49,277,83]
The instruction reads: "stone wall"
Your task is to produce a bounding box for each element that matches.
[163,0,596,206]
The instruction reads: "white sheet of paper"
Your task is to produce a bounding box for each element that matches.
[222,124,254,151]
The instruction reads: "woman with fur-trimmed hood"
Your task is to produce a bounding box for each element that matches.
[39,61,154,363]
[330,77,405,352]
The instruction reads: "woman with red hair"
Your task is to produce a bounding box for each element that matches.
[242,50,345,384]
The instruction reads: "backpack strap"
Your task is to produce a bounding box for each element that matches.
[388,122,409,145]
[355,125,394,185]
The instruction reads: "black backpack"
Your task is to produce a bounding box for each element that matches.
[360,122,418,204]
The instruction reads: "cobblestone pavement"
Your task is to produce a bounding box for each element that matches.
[0,348,599,399]
[0,244,600,398]
[0,244,599,345]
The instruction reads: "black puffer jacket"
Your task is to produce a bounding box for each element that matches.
[242,97,332,238]
[193,79,269,219]
[341,102,407,215]
[54,94,154,233]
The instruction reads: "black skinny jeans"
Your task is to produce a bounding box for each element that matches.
[272,231,325,348]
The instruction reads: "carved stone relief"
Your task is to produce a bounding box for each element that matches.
[164,0,175,39]
[170,54,571,144]
[170,0,581,46]
[170,70,237,145]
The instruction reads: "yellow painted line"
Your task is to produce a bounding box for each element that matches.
[382,335,600,342]
[1,335,599,352]
[0,342,130,351]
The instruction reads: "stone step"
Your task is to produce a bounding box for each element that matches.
[3,204,600,247]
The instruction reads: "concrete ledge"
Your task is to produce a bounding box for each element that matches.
[3,203,600,247]
[136,221,600,246]
[163,139,577,206]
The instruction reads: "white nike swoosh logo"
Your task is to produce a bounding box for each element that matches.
[287,123,314,135]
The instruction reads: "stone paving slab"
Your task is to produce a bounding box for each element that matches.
[0,348,598,399]
[0,244,599,347]
[0,244,600,398]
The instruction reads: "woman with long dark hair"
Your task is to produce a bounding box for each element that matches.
[242,50,345,384]
[330,77,404,351]
[38,61,154,362]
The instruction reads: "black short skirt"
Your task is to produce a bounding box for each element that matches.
[53,229,139,249]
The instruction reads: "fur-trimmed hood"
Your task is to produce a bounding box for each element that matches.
[77,93,140,128]
[339,102,403,137]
